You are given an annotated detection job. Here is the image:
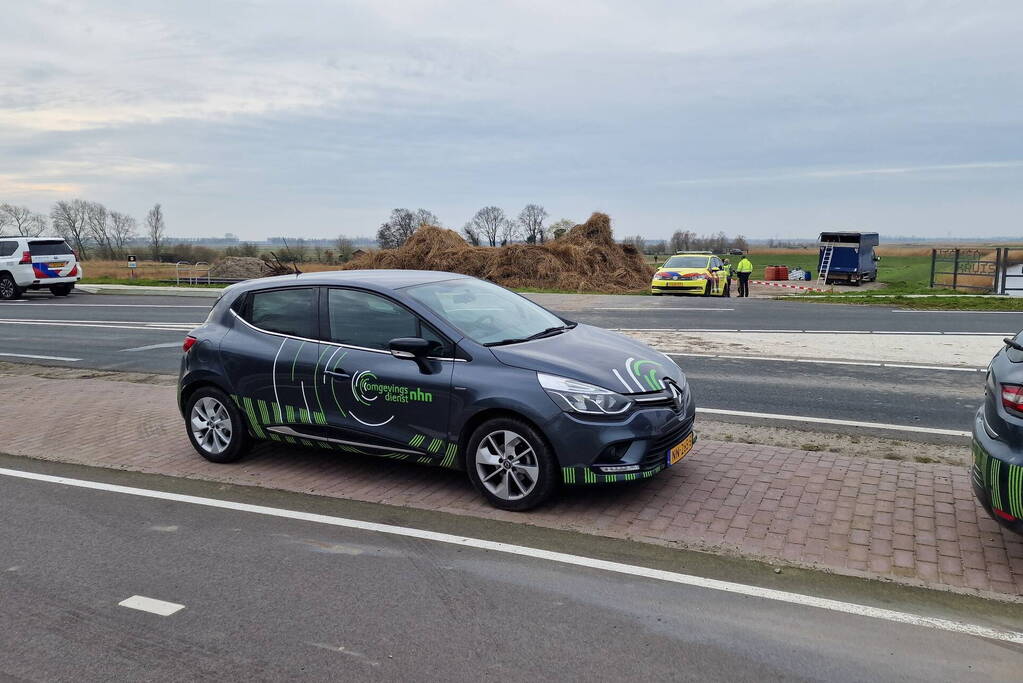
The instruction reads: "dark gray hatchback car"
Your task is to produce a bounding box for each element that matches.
[972,332,1023,533]
[179,270,695,510]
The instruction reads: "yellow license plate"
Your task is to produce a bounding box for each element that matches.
[668,434,693,465]
[50,262,66,268]
[666,281,687,287]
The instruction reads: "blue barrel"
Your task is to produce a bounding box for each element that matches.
[804,271,812,280]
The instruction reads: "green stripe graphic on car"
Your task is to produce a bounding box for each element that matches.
[440,444,458,468]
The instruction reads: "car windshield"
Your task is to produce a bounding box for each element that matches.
[663,256,709,269]
[405,278,568,345]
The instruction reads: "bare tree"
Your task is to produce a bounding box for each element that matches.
[517,204,548,244]
[466,206,506,247]
[335,235,354,262]
[376,208,439,249]
[548,218,574,240]
[499,219,520,245]
[50,199,90,258]
[0,203,47,237]
[85,201,115,258]
[146,203,166,261]
[109,212,138,259]
[621,235,646,253]
[462,224,481,246]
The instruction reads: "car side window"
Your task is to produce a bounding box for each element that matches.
[0,241,17,257]
[326,288,451,355]
[246,288,317,338]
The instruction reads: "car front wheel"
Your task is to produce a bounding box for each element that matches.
[466,418,558,511]
[185,387,250,463]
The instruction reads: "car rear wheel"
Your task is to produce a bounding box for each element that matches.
[466,418,558,511]
[50,284,73,297]
[0,274,22,300]
[185,387,250,463]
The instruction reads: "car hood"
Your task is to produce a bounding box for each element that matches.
[488,323,684,394]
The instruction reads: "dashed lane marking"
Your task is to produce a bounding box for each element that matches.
[118,595,185,616]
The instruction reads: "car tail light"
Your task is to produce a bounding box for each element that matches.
[1001,384,1023,416]
[19,251,31,265]
[68,265,79,276]
[183,336,198,353]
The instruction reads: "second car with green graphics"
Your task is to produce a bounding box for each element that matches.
[179,271,695,510]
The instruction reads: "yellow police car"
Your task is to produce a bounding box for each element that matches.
[650,252,728,296]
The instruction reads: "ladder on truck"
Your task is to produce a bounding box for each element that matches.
[817,245,834,286]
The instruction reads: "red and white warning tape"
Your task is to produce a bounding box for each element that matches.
[751,280,827,292]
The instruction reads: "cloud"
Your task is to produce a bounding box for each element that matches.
[0,1,1021,237]
[664,161,1023,186]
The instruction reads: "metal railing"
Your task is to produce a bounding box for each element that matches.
[175,261,212,285]
[930,247,1023,294]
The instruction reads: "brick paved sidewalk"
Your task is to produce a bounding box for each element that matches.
[3,374,1020,601]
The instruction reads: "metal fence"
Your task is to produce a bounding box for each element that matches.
[930,248,1023,294]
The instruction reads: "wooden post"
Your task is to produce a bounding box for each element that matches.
[951,250,959,291]
[929,250,936,288]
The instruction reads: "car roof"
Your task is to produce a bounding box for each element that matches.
[231,269,471,294]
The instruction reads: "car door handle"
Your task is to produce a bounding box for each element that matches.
[325,369,350,380]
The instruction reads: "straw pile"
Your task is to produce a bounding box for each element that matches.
[342,212,653,292]
[209,257,272,279]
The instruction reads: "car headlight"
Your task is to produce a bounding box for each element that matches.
[537,373,632,415]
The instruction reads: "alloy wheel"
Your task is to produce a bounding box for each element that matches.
[0,279,14,299]
[475,429,539,501]
[190,396,233,455]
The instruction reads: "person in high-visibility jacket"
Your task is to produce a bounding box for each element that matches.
[720,258,733,297]
[735,255,754,297]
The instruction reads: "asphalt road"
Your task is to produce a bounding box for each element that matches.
[2,463,1019,682]
[0,291,997,438]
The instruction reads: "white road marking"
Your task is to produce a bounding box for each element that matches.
[893,309,1023,314]
[666,353,983,373]
[120,342,184,352]
[594,307,734,311]
[0,320,193,332]
[0,317,200,325]
[0,352,80,361]
[617,328,1012,336]
[0,303,210,308]
[697,408,971,437]
[118,595,185,616]
[0,466,1018,644]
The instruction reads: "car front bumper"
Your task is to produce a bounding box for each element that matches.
[971,409,1023,534]
[545,393,697,485]
[651,281,707,294]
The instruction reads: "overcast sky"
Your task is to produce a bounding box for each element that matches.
[2,1,1020,240]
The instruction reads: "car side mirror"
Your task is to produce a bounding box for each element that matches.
[389,337,431,360]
